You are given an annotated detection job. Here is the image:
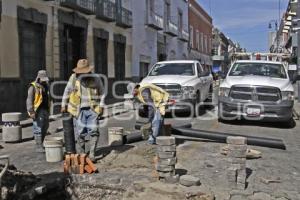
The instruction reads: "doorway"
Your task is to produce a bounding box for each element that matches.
[60,25,86,80]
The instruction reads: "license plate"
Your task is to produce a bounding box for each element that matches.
[246,108,261,116]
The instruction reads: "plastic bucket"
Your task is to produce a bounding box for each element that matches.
[44,138,63,162]
[108,127,124,146]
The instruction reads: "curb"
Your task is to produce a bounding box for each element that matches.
[0,103,131,133]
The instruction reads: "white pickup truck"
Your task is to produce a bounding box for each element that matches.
[140,60,213,113]
[218,60,298,123]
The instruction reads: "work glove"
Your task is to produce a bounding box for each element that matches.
[29,112,36,120]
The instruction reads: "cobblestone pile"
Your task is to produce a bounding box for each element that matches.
[155,136,178,181]
[226,136,247,190]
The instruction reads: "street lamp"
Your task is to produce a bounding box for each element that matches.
[269,20,279,53]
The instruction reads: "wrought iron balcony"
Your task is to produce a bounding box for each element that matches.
[178,29,189,42]
[57,0,95,15]
[164,20,178,37]
[145,11,164,30]
[116,7,132,28]
[95,0,116,22]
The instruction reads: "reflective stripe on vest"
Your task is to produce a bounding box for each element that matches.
[31,82,43,112]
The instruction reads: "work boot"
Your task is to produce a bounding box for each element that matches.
[34,135,45,153]
[76,136,85,154]
[89,135,99,162]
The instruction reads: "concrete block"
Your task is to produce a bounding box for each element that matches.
[227,136,247,145]
[2,112,22,122]
[231,164,246,170]
[158,171,176,178]
[227,148,247,158]
[157,145,176,152]
[163,174,180,184]
[156,136,176,146]
[179,175,201,187]
[2,126,22,142]
[158,157,177,166]
[157,151,176,159]
[155,164,175,172]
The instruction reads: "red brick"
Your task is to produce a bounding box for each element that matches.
[86,157,97,172]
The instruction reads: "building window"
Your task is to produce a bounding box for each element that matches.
[147,0,154,15]
[178,10,183,33]
[196,30,200,50]
[200,32,204,52]
[204,35,207,53]
[189,26,193,48]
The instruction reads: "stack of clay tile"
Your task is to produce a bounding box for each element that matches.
[63,154,97,174]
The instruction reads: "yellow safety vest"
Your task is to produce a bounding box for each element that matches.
[137,83,169,115]
[67,74,103,117]
[30,82,44,112]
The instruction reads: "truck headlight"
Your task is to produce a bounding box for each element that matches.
[281,91,294,101]
[182,86,195,94]
[219,87,231,97]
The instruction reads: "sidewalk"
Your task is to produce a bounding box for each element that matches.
[0,102,133,133]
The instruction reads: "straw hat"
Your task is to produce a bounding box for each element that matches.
[73,59,94,74]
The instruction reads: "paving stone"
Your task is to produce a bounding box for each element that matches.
[157,145,176,152]
[2,112,22,122]
[179,175,201,187]
[158,171,176,178]
[158,157,177,166]
[157,151,176,159]
[155,164,175,172]
[227,136,247,145]
[156,136,176,146]
[163,174,180,184]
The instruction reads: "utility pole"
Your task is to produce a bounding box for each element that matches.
[297,0,300,102]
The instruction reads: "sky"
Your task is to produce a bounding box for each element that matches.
[197,0,289,52]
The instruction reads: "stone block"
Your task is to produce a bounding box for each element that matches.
[229,157,246,164]
[156,136,176,146]
[163,174,180,184]
[155,164,175,172]
[157,145,176,152]
[179,175,201,187]
[227,136,247,145]
[2,112,22,122]
[158,157,177,166]
[157,151,176,159]
[158,171,176,178]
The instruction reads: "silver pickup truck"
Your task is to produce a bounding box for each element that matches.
[140,60,213,113]
[218,60,299,124]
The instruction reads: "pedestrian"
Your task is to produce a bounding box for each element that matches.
[61,59,104,162]
[26,70,50,152]
[133,83,169,144]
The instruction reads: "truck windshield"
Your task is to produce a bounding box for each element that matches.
[149,63,195,76]
[229,63,287,79]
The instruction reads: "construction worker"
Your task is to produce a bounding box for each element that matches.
[133,83,169,144]
[26,70,50,152]
[61,59,104,162]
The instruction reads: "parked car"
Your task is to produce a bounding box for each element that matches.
[140,60,213,113]
[218,60,298,124]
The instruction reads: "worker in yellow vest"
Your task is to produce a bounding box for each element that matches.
[26,70,50,152]
[133,83,169,144]
[61,59,104,162]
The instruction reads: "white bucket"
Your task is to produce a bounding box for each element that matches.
[108,127,124,146]
[44,138,63,162]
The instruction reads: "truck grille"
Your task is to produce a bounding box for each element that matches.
[230,85,281,102]
[154,84,182,97]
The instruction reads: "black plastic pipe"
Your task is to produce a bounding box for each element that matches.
[123,131,143,144]
[62,113,76,154]
[172,127,286,150]
[135,122,192,130]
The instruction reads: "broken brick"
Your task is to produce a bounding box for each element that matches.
[84,165,93,174]
[86,157,97,172]
[80,154,86,165]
